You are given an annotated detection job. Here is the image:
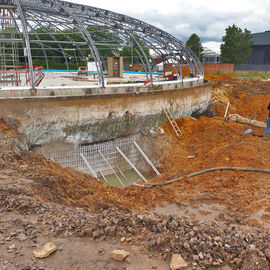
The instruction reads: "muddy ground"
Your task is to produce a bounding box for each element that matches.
[1,76,270,269]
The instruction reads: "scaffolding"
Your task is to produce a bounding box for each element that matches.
[0,5,20,86]
[0,2,45,88]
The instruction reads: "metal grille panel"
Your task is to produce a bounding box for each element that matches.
[36,137,140,177]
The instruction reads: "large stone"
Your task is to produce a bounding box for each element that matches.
[33,242,57,259]
[170,254,188,270]
[110,249,130,261]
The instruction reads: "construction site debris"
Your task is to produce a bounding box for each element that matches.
[229,114,266,128]
[170,254,188,270]
[1,76,270,269]
[240,248,269,270]
[110,249,130,261]
[2,188,270,269]
[33,242,57,258]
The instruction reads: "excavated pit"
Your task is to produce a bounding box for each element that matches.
[33,134,159,187]
[3,76,270,227]
[3,76,270,270]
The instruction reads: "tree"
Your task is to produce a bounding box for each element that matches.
[186,33,204,61]
[220,24,253,64]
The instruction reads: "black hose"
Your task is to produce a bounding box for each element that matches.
[210,133,249,168]
[142,167,270,188]
[139,129,269,188]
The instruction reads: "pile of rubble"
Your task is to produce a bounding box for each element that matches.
[1,177,270,269]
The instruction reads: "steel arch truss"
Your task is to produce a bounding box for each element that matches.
[0,0,203,89]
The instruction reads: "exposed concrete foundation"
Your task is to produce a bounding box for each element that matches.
[0,80,211,147]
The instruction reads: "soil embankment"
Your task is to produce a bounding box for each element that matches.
[1,76,270,269]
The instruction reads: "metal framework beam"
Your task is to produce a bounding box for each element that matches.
[98,150,124,187]
[14,0,35,89]
[0,0,203,88]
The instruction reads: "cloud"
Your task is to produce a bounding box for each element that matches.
[69,0,270,43]
[202,41,222,54]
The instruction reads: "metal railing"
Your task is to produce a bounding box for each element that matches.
[0,65,44,86]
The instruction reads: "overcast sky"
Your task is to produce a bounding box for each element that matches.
[69,0,270,52]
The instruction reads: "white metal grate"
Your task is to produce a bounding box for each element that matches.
[36,137,140,177]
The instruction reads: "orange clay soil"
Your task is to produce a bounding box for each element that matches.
[2,77,270,227]
[208,76,270,120]
[21,116,270,225]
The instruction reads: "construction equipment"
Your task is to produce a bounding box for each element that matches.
[163,107,182,137]
[78,66,88,76]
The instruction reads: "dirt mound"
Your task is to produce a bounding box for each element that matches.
[210,78,270,121]
[0,117,20,137]
[204,73,237,82]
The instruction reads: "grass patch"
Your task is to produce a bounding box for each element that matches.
[229,73,270,79]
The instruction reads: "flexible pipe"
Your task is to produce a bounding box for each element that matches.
[138,167,270,188]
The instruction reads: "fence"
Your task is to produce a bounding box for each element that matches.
[235,64,270,72]
[202,63,234,74]
[0,65,45,87]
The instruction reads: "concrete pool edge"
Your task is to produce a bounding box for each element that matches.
[0,77,208,99]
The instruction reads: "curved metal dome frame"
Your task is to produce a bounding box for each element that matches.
[0,0,203,89]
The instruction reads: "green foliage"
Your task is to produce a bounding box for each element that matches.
[87,26,122,58]
[9,26,151,70]
[28,27,90,69]
[120,39,151,65]
[220,24,253,64]
[186,33,204,61]
[229,73,270,79]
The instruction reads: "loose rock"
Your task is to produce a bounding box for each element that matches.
[170,254,188,270]
[110,249,130,261]
[33,242,57,259]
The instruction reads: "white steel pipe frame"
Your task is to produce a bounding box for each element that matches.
[98,150,124,187]
[0,0,203,89]
[14,0,35,90]
[116,146,148,183]
[224,102,230,118]
[80,152,98,179]
[97,169,108,184]
[133,140,161,176]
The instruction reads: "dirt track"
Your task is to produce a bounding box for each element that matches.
[1,76,270,269]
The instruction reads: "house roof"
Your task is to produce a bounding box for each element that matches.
[252,31,270,46]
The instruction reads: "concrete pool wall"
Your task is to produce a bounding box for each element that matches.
[0,79,211,147]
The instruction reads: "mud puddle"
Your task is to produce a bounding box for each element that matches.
[154,202,226,223]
